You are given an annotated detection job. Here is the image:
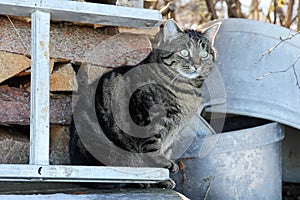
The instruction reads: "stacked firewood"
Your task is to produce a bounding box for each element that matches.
[0,15,153,164]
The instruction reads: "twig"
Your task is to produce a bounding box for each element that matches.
[6,15,30,56]
[256,31,300,64]
[159,1,176,19]
[203,176,214,200]
[292,60,300,89]
[203,183,211,200]
[257,55,300,89]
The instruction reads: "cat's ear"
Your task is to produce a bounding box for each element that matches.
[163,19,184,42]
[202,22,221,46]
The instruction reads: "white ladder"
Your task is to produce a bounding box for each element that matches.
[0,0,168,184]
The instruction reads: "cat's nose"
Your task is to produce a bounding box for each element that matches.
[194,64,201,69]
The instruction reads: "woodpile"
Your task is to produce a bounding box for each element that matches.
[0,125,70,165]
[0,15,153,164]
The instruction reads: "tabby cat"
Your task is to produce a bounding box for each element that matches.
[69,19,221,188]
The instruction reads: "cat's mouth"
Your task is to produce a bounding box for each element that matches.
[178,67,201,79]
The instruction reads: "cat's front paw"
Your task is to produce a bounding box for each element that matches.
[157,179,176,189]
[168,161,179,173]
[140,133,162,152]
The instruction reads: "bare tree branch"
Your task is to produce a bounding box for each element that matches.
[205,0,218,20]
[266,0,273,23]
[256,31,300,64]
[273,0,277,24]
[278,7,285,26]
[160,1,176,19]
[256,29,300,89]
[284,0,294,28]
[249,0,259,20]
[257,55,300,89]
[292,59,300,89]
[226,0,245,18]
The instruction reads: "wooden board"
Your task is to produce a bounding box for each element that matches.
[16,59,55,77]
[0,125,71,165]
[0,51,30,83]
[50,63,78,91]
[0,85,72,125]
[0,16,152,66]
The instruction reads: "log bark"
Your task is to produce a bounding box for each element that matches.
[50,126,70,165]
[0,126,29,164]
[0,16,151,66]
[0,125,71,164]
[0,85,72,125]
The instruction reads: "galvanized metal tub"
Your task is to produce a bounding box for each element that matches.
[282,126,300,182]
[171,121,284,200]
[204,18,300,130]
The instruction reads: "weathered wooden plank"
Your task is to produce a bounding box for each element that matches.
[86,33,152,67]
[0,52,31,83]
[0,16,151,66]
[0,126,29,164]
[0,125,71,165]
[50,126,70,165]
[50,63,78,91]
[0,16,112,64]
[15,59,55,77]
[0,85,72,125]
[0,0,162,28]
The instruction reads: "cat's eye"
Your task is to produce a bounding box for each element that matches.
[200,50,209,58]
[180,49,189,57]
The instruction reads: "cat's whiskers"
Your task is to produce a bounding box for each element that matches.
[170,74,179,85]
[157,70,176,81]
[169,74,181,91]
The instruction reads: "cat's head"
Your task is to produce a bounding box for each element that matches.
[158,20,221,80]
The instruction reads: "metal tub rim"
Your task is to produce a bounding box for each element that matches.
[203,18,300,131]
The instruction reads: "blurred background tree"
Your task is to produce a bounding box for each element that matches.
[148,0,300,31]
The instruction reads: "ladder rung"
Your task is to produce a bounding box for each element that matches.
[0,165,169,183]
[0,0,162,28]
